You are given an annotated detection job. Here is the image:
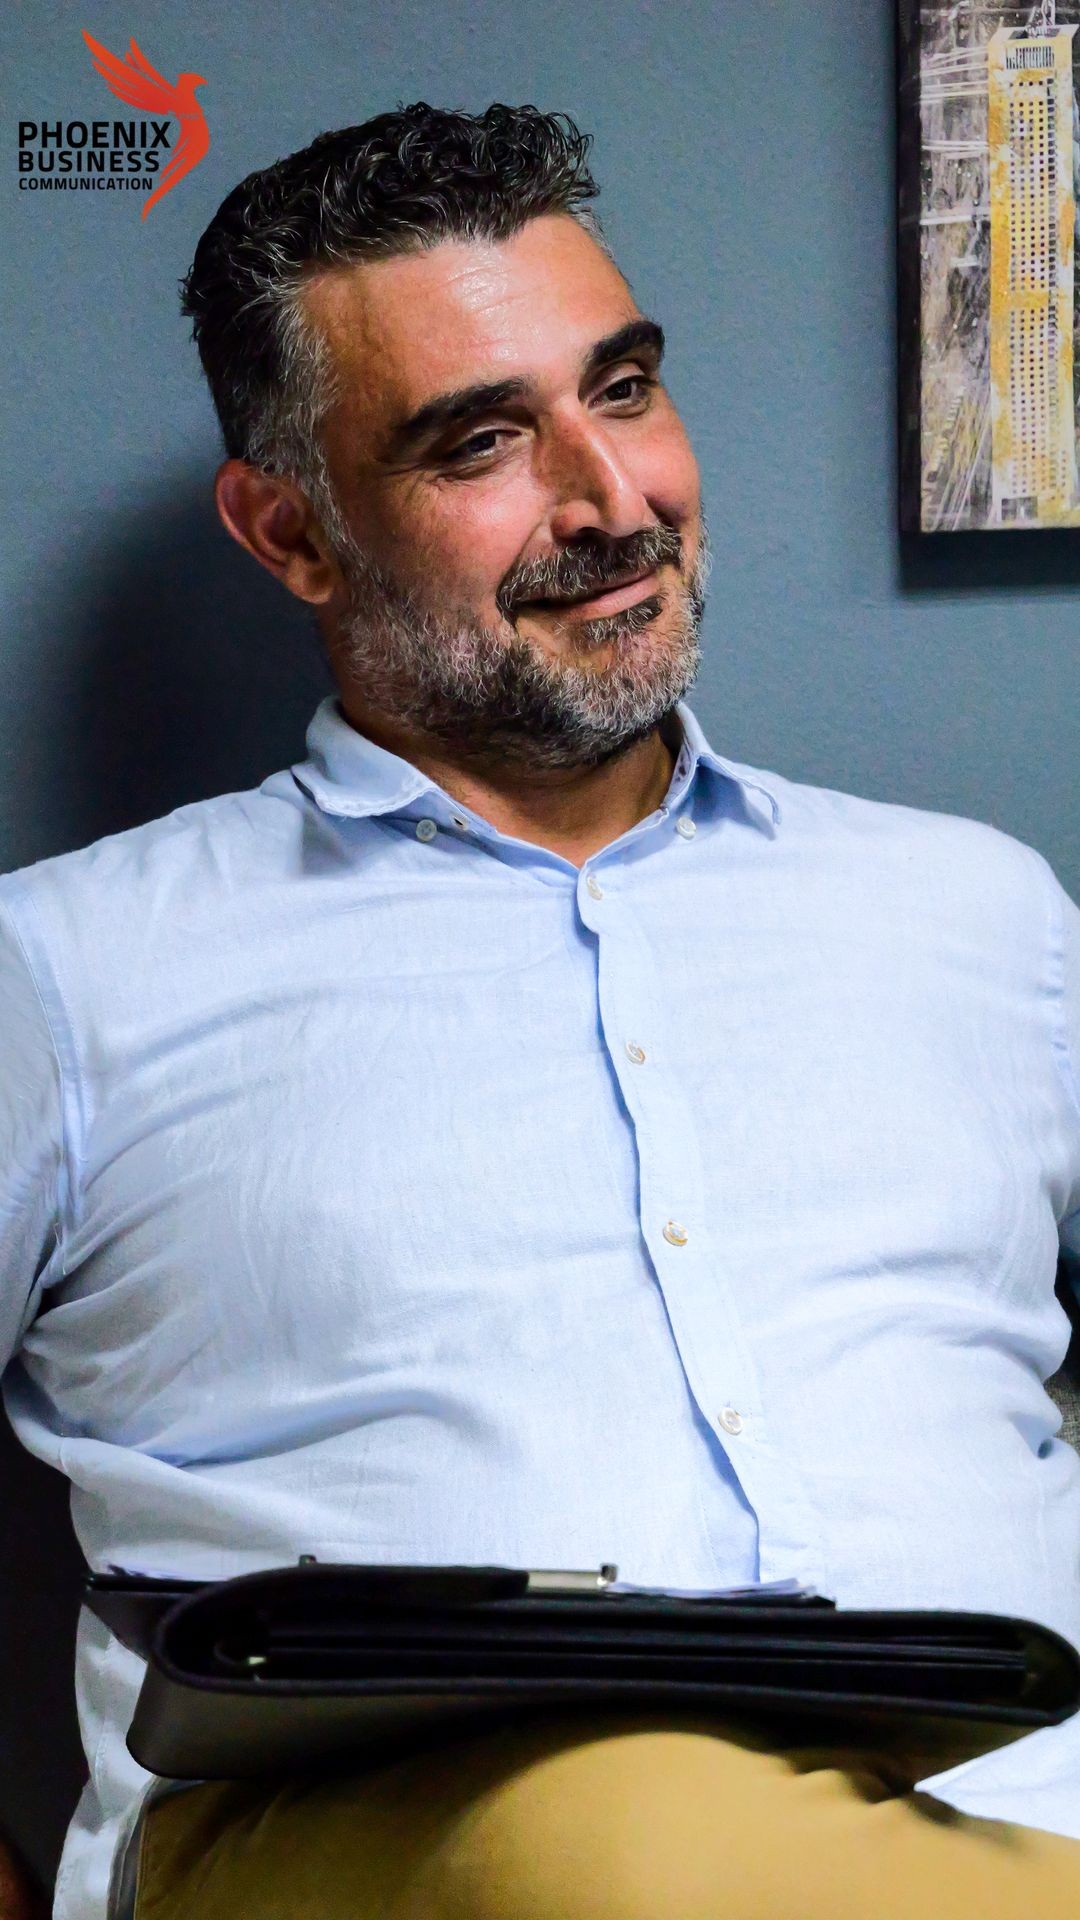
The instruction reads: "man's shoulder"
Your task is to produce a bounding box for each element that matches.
[0,772,303,950]
[721,752,1054,910]
[733,751,1036,857]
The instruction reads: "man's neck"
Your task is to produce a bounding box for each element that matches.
[335,696,680,870]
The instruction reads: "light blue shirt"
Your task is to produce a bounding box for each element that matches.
[2,693,1080,1918]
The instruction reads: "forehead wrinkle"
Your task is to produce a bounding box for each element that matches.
[299,249,657,481]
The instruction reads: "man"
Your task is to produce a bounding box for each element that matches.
[2,100,1080,1920]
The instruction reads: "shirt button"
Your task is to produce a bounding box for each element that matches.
[662,1221,688,1246]
[625,1041,647,1064]
[415,818,437,842]
[718,1407,744,1435]
[676,817,697,839]
[586,873,604,899]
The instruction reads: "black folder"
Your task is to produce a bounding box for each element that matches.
[84,1562,1080,1782]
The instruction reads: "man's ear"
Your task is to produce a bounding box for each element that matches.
[213,460,341,607]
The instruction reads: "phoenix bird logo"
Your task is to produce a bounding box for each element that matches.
[81,30,208,220]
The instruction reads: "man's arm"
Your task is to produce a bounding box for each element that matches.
[0,895,67,1920]
[0,894,65,1366]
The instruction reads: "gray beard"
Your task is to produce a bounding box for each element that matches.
[323,512,713,772]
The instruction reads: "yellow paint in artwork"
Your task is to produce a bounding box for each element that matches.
[988,27,1078,525]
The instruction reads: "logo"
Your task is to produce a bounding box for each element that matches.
[17,33,208,219]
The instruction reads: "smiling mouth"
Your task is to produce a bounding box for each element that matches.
[518,568,662,618]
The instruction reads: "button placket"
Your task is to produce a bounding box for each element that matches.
[585,854,827,1593]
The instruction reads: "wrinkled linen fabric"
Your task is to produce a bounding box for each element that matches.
[1,694,1079,1917]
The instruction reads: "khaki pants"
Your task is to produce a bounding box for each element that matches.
[131,1710,1080,1919]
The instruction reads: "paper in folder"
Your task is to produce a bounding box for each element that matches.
[83,1560,1080,1782]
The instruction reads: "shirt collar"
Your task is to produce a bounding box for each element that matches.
[669,702,783,831]
[291,694,782,833]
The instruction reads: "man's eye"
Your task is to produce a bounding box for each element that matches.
[601,374,654,405]
[441,374,653,468]
[443,428,508,464]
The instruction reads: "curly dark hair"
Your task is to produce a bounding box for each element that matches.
[178,101,610,532]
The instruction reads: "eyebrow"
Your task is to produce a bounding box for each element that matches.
[376,317,666,464]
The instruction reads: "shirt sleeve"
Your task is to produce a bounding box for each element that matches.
[0,896,65,1366]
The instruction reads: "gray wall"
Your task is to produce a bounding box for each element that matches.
[4,0,1079,1896]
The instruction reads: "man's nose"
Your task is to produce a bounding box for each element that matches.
[543,409,649,547]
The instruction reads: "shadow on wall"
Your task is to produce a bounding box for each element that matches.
[10,462,335,870]
[0,460,335,1893]
[897,526,1080,593]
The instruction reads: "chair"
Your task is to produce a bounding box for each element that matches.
[1047,1260,1080,1451]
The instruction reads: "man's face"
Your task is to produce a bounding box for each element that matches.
[303,213,709,768]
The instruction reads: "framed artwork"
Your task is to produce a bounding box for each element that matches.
[899,3,1080,531]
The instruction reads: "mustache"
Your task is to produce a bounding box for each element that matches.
[496,525,684,619]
